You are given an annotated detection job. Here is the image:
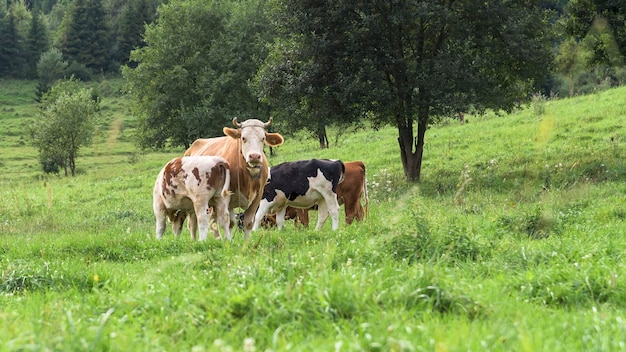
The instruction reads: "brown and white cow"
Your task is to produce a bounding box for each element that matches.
[279,161,369,228]
[153,156,232,241]
[184,118,284,238]
[253,159,345,231]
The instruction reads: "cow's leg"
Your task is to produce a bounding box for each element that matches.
[187,211,198,240]
[275,207,287,229]
[320,192,340,230]
[344,197,356,225]
[172,211,186,238]
[205,207,221,239]
[315,200,329,230]
[253,200,272,231]
[298,208,310,228]
[215,198,232,241]
[155,209,167,239]
[355,203,364,222]
[194,202,211,241]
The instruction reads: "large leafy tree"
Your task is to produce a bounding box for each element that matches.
[123,0,273,149]
[261,0,554,181]
[256,3,365,148]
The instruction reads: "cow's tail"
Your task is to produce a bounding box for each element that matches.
[363,166,369,218]
[338,160,346,184]
[220,161,232,197]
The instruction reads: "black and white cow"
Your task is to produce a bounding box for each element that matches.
[253,159,345,231]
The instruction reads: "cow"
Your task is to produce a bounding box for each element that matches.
[153,156,232,241]
[253,159,345,231]
[184,117,284,239]
[274,161,369,228]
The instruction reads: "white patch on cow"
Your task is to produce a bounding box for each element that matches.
[238,120,267,167]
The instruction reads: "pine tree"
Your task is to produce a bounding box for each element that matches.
[116,0,156,67]
[0,11,25,78]
[60,0,112,74]
[25,10,50,78]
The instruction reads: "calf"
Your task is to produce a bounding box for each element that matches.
[253,159,345,231]
[270,161,369,228]
[153,156,231,241]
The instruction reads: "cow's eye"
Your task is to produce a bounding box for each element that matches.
[242,137,247,143]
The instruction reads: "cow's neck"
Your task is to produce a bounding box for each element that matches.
[247,165,262,179]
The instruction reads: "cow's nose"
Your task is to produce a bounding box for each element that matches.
[249,153,262,163]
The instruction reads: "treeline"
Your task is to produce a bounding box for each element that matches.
[0,0,160,81]
[6,0,626,180]
[2,0,624,94]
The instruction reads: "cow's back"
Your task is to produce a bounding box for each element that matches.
[185,137,234,159]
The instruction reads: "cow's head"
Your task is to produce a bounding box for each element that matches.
[223,117,284,174]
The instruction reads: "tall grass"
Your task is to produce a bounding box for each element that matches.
[0,79,625,350]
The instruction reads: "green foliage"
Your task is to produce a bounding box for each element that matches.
[261,0,555,181]
[123,0,273,149]
[25,10,50,79]
[30,77,100,176]
[563,0,626,67]
[114,0,158,67]
[59,0,112,75]
[0,10,26,78]
[36,47,68,100]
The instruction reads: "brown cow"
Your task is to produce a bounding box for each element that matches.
[184,118,284,239]
[153,156,231,241]
[282,161,368,228]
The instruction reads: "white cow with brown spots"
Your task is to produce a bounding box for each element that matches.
[153,156,231,241]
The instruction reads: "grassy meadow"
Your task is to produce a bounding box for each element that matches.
[0,78,625,351]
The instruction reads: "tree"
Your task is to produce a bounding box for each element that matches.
[35,47,68,101]
[30,77,100,176]
[114,0,158,67]
[25,10,50,78]
[255,5,365,148]
[261,0,554,181]
[123,0,273,149]
[0,10,25,78]
[59,0,112,74]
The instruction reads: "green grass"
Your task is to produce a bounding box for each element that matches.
[1,79,626,351]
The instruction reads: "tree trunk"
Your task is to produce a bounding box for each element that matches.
[69,153,76,176]
[397,111,427,182]
[317,124,328,149]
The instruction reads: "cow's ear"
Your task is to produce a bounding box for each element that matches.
[265,132,284,147]
[223,127,241,139]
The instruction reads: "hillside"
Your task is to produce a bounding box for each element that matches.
[0,80,625,350]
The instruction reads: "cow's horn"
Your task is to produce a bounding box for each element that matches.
[232,117,241,128]
[264,117,273,127]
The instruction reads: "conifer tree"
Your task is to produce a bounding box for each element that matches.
[0,11,25,78]
[60,0,112,74]
[116,0,157,67]
[25,10,50,78]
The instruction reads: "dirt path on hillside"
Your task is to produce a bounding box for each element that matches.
[106,118,124,151]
